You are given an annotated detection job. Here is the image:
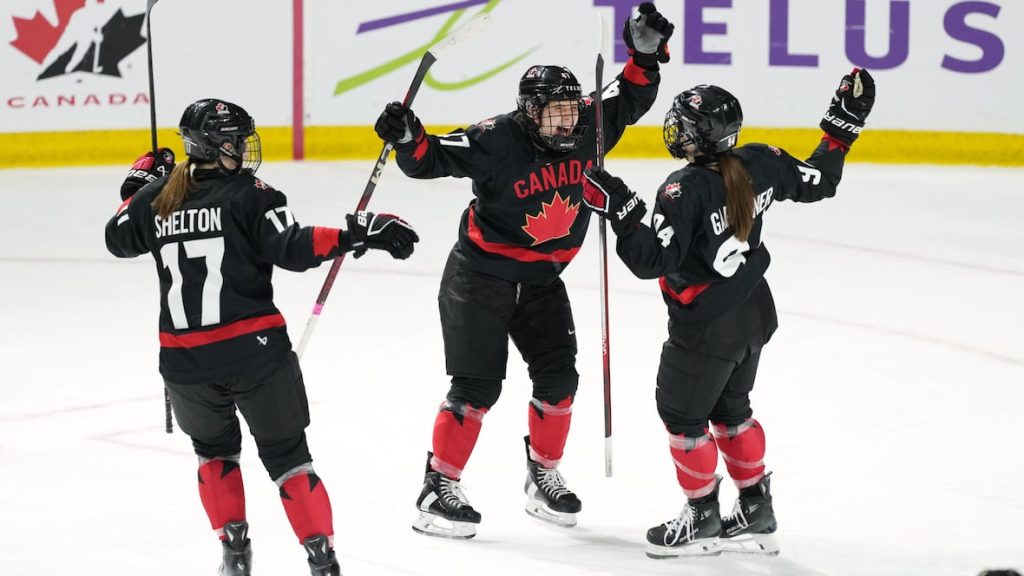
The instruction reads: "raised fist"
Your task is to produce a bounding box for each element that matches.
[623,2,675,68]
[374,102,423,145]
[121,148,175,200]
[820,68,876,146]
[344,211,419,260]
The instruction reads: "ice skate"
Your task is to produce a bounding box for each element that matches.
[646,477,723,559]
[302,534,341,576]
[721,472,779,556]
[523,436,582,528]
[411,452,481,539]
[218,521,252,576]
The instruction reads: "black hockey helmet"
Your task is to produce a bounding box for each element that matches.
[178,98,262,173]
[664,85,743,160]
[517,65,588,153]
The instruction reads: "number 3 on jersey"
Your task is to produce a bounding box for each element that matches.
[160,238,224,329]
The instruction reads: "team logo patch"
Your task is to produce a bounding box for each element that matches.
[662,182,682,200]
[688,94,702,109]
[768,145,782,156]
[522,191,580,246]
[475,117,497,131]
[254,178,269,190]
[215,102,229,115]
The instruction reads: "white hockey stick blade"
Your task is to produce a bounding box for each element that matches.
[428,12,491,60]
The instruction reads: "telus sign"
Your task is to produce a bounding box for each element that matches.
[595,0,1005,73]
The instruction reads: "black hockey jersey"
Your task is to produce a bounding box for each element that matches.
[105,169,346,383]
[616,139,847,322]
[393,59,660,285]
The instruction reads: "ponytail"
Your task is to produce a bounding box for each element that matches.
[152,159,195,219]
[718,152,754,242]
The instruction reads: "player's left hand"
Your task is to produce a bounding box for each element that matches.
[121,148,175,200]
[583,168,647,236]
[623,2,675,68]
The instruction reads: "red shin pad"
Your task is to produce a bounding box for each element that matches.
[668,429,719,499]
[527,397,573,468]
[279,472,334,544]
[431,401,488,480]
[197,459,246,538]
[712,419,766,489]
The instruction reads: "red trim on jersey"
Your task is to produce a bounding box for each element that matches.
[822,133,850,152]
[411,129,429,162]
[115,196,132,215]
[159,313,287,348]
[623,58,651,87]
[659,277,710,305]
[312,226,340,257]
[466,207,580,263]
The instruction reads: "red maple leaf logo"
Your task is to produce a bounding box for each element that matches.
[10,0,89,64]
[522,191,580,246]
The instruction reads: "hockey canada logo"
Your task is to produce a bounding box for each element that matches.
[10,0,147,80]
[688,94,702,109]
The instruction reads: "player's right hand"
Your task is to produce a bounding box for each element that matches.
[344,211,419,260]
[121,147,175,200]
[820,68,876,147]
[374,102,423,145]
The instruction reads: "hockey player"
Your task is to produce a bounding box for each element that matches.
[374,3,674,539]
[581,70,876,557]
[105,99,419,575]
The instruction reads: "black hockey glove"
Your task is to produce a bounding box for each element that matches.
[820,68,876,147]
[374,102,423,145]
[343,210,419,260]
[583,168,647,236]
[121,147,175,200]
[623,2,674,69]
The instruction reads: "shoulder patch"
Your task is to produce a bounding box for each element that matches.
[661,181,683,200]
[474,117,498,131]
[768,145,782,156]
[253,177,271,190]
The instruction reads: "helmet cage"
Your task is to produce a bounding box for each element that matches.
[517,65,588,153]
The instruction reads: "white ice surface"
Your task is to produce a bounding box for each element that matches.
[1,160,1022,575]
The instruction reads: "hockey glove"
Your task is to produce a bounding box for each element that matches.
[374,102,423,145]
[820,68,876,147]
[121,148,175,200]
[583,168,647,236]
[343,211,419,260]
[623,2,675,69]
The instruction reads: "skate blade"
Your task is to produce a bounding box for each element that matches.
[524,499,577,528]
[646,538,723,559]
[411,512,477,540]
[721,532,780,556]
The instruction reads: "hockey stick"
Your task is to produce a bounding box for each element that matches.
[295,12,491,359]
[145,0,172,435]
[595,13,613,477]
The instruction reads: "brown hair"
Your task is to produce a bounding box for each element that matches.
[152,159,195,219]
[718,151,754,242]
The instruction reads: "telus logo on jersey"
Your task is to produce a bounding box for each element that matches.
[7,0,149,110]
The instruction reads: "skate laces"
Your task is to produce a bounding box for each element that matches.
[535,466,573,500]
[663,505,697,544]
[438,476,472,508]
[725,499,749,529]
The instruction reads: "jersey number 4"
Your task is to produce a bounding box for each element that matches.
[160,238,224,330]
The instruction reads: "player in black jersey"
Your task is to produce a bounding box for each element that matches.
[105,99,418,575]
[582,69,876,558]
[374,3,673,539]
